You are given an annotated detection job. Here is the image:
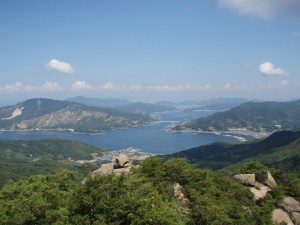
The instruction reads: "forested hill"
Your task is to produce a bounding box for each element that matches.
[169,129,300,175]
[0,139,106,187]
[1,157,300,224]
[174,99,300,132]
[0,98,153,133]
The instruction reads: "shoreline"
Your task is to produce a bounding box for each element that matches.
[168,127,272,141]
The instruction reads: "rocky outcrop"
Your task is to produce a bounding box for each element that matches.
[233,174,255,186]
[173,183,190,213]
[93,155,133,176]
[271,197,300,225]
[234,170,275,201]
[281,196,300,213]
[255,170,277,189]
[250,183,271,202]
[114,154,130,169]
[292,212,300,225]
[234,171,300,224]
[272,208,294,225]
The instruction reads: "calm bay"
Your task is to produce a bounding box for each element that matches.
[0,110,240,154]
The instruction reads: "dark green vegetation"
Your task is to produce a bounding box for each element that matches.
[175,99,300,132]
[170,130,300,176]
[2,158,300,224]
[0,139,105,187]
[0,98,153,133]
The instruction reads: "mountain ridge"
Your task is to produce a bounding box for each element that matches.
[174,99,300,134]
[0,98,153,133]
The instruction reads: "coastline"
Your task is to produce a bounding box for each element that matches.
[168,127,272,142]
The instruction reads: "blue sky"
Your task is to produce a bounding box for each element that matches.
[0,0,300,103]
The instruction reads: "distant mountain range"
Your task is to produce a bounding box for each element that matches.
[174,99,300,133]
[67,96,176,113]
[0,98,153,133]
[156,97,250,109]
[66,96,131,108]
[169,129,300,175]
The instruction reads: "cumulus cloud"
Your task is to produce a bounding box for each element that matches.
[220,83,245,90]
[259,62,289,77]
[0,82,33,93]
[41,82,63,91]
[72,81,94,90]
[279,80,289,87]
[46,59,74,74]
[259,80,289,89]
[146,84,213,92]
[103,82,114,89]
[219,0,300,19]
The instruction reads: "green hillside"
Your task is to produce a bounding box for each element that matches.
[0,98,153,133]
[170,130,300,175]
[0,139,106,187]
[1,158,300,224]
[174,99,300,132]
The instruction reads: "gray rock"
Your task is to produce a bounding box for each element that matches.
[282,196,300,213]
[173,183,190,212]
[92,155,133,177]
[272,208,294,225]
[292,212,300,225]
[255,170,277,188]
[93,163,114,175]
[114,154,130,169]
[233,174,256,186]
[174,183,184,198]
[250,183,271,201]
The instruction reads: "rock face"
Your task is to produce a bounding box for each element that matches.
[281,196,300,213]
[272,208,294,225]
[234,170,276,201]
[250,183,271,202]
[233,174,256,186]
[173,183,190,213]
[93,155,133,176]
[234,171,300,225]
[292,212,300,225]
[255,170,277,188]
[114,154,130,169]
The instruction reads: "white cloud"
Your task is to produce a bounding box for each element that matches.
[103,82,114,89]
[222,82,232,90]
[293,32,300,38]
[279,80,289,87]
[128,85,143,91]
[146,84,213,92]
[147,84,193,91]
[46,59,74,74]
[259,61,289,77]
[72,81,94,90]
[219,0,300,19]
[259,80,289,89]
[41,82,63,91]
[220,83,245,90]
[0,82,33,93]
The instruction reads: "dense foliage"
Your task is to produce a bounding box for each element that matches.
[174,99,300,132]
[1,158,299,224]
[170,130,300,176]
[0,139,105,187]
